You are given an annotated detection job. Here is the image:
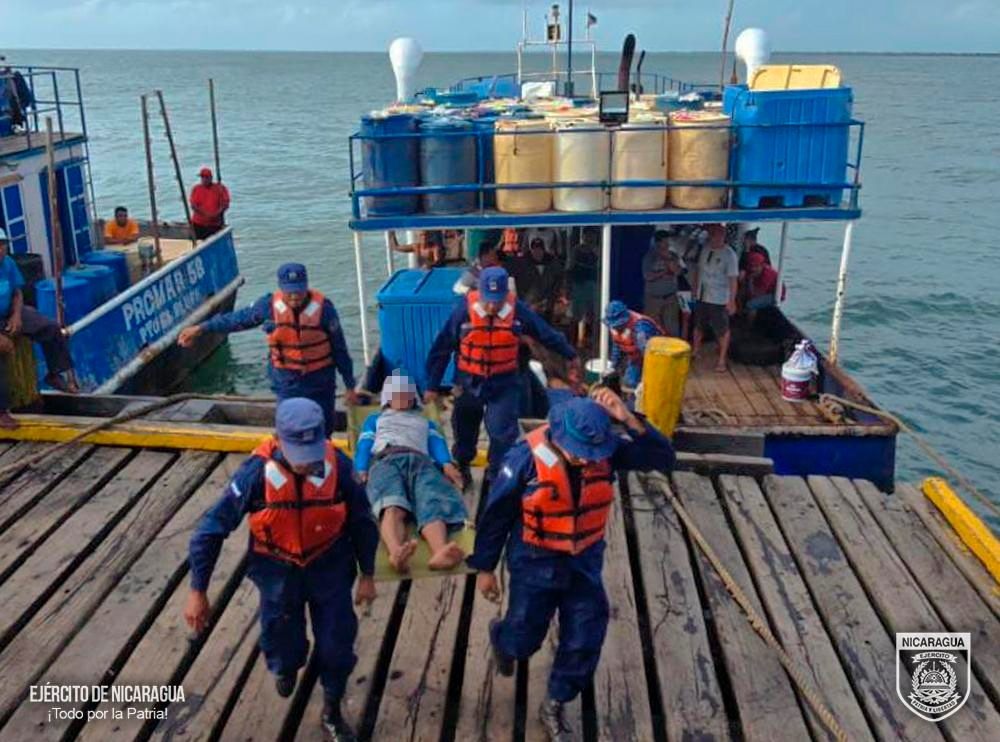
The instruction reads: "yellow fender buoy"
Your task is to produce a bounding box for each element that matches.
[639,336,692,437]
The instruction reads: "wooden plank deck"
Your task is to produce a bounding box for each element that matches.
[0,440,997,741]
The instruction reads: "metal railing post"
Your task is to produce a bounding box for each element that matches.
[774,222,788,304]
[599,223,612,365]
[353,231,371,365]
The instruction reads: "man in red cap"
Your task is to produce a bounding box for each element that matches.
[189,166,230,239]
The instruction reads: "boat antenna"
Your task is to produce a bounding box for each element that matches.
[720,0,736,91]
[566,0,575,97]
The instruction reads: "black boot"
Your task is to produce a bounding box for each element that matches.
[488,618,515,677]
[539,698,574,742]
[459,462,473,492]
[322,695,357,742]
[275,672,297,698]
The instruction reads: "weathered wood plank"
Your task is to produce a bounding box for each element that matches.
[11,454,245,741]
[672,429,765,457]
[0,443,94,534]
[762,475,944,742]
[896,483,1000,619]
[147,579,260,742]
[222,648,301,741]
[0,449,176,645]
[675,452,773,478]
[593,493,654,741]
[717,475,874,742]
[854,479,1000,706]
[0,441,50,489]
[671,471,812,742]
[810,476,1000,741]
[628,472,730,741]
[0,446,133,582]
[0,450,218,725]
[727,364,781,419]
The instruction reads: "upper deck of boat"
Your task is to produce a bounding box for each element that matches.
[0,129,85,159]
[0,430,996,741]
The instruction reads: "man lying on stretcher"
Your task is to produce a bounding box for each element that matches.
[354,371,469,573]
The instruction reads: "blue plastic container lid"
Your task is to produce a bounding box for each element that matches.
[377,267,466,305]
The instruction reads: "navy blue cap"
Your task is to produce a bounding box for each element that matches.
[603,300,630,329]
[478,266,509,302]
[277,262,308,293]
[275,397,326,465]
[548,398,618,462]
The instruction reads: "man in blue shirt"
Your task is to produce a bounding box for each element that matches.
[425,267,579,487]
[178,263,358,435]
[469,389,674,741]
[0,228,78,428]
[185,398,378,741]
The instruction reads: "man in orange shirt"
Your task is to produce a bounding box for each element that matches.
[189,167,230,240]
[103,206,139,245]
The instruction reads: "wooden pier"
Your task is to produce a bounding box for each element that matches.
[0,434,997,741]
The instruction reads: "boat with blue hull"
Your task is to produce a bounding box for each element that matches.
[1,64,242,396]
[344,15,898,489]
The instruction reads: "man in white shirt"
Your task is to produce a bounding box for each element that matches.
[691,224,739,372]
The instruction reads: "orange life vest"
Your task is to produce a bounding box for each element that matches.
[521,426,615,555]
[609,311,663,363]
[267,290,334,374]
[248,438,346,566]
[457,290,520,378]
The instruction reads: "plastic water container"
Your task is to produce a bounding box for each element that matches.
[724,85,852,208]
[360,112,419,216]
[553,120,610,212]
[473,118,498,208]
[494,119,553,214]
[668,111,730,209]
[611,115,668,211]
[81,250,130,292]
[418,117,477,215]
[377,268,464,391]
[36,276,95,325]
[67,265,117,306]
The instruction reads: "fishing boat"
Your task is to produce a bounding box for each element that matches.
[0,64,241,396]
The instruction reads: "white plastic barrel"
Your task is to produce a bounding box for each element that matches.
[611,114,668,211]
[553,120,610,212]
[668,111,731,209]
[494,119,554,214]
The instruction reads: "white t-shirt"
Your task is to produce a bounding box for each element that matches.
[696,246,739,305]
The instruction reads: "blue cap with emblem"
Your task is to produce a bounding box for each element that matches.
[277,262,309,293]
[548,397,618,462]
[478,266,509,302]
[275,397,327,465]
[602,300,630,329]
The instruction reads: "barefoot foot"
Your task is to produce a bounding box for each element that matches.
[388,539,418,573]
[428,542,466,570]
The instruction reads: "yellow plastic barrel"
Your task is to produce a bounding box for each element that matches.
[639,336,691,436]
[611,114,668,210]
[668,111,730,210]
[494,119,554,214]
[553,120,610,212]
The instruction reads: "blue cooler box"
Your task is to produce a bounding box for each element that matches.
[724,84,853,208]
[377,268,463,391]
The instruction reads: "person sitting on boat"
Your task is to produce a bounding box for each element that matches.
[469,390,674,742]
[185,397,377,742]
[354,370,468,574]
[691,224,739,372]
[388,230,446,269]
[740,251,784,312]
[603,300,665,389]
[642,230,683,336]
[739,226,771,271]
[189,166,230,240]
[0,228,79,429]
[177,262,359,434]
[103,206,139,246]
[425,266,580,488]
[453,233,509,296]
[567,227,601,348]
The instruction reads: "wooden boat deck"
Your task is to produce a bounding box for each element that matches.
[0,130,84,157]
[0,438,997,741]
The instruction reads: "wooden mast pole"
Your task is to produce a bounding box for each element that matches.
[209,78,222,183]
[44,117,66,329]
[141,94,163,266]
[155,89,196,245]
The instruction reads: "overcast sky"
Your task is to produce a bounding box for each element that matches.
[2,0,998,53]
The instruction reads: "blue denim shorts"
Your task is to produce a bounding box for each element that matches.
[366,452,468,529]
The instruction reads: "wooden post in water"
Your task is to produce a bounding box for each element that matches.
[155,89,196,245]
[44,117,66,329]
[209,78,222,183]
[141,95,163,265]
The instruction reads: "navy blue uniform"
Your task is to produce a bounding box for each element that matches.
[188,450,378,698]
[426,298,576,477]
[468,419,674,701]
[199,293,356,434]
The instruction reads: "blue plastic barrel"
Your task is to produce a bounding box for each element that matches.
[67,265,117,306]
[418,118,477,215]
[81,250,130,292]
[360,113,419,216]
[36,276,94,325]
[377,267,464,391]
